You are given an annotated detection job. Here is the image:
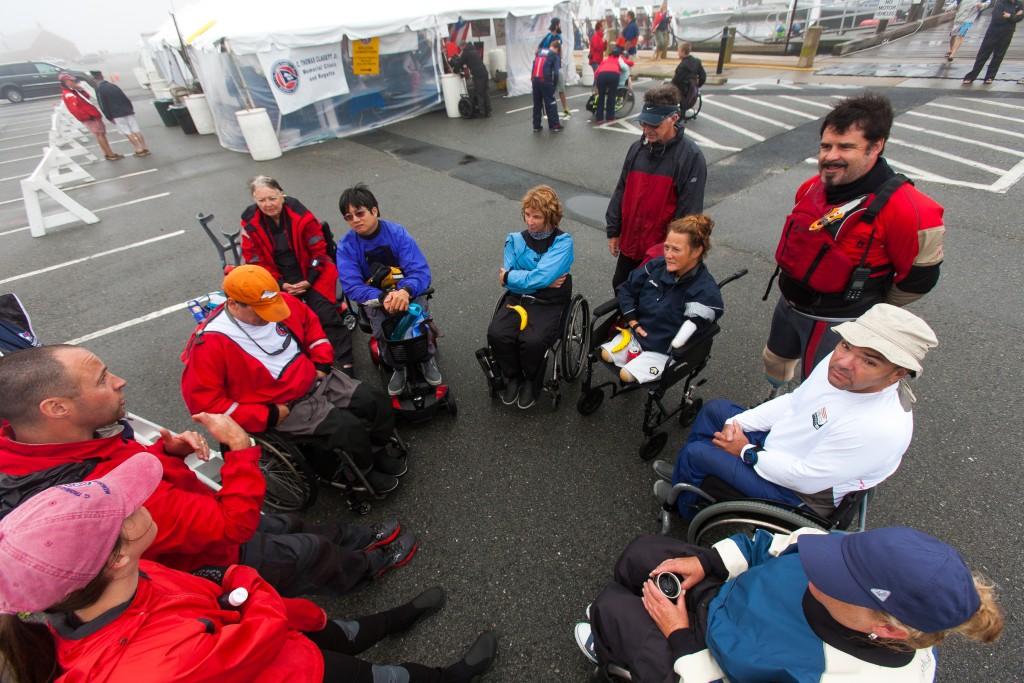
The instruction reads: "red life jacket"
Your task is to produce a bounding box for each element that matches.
[773,175,908,300]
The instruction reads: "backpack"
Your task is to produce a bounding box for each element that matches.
[766,175,909,303]
[0,293,39,355]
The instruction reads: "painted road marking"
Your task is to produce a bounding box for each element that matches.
[0,191,171,236]
[65,300,191,345]
[0,168,159,206]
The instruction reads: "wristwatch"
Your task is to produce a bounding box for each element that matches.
[740,444,762,466]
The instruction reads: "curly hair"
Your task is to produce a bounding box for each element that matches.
[667,214,713,258]
[521,185,563,228]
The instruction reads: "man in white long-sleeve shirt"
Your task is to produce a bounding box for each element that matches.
[664,304,937,518]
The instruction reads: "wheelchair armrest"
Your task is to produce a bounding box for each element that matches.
[592,298,620,319]
[715,268,749,289]
[668,324,719,361]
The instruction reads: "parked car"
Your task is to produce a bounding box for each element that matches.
[0,61,91,103]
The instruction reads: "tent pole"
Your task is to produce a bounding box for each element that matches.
[170,11,199,83]
[224,39,256,110]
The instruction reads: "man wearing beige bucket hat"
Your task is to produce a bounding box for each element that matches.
[656,303,937,519]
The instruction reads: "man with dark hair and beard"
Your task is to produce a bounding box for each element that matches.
[761,93,945,397]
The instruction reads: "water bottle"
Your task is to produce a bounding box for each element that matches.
[389,303,425,341]
[217,587,249,610]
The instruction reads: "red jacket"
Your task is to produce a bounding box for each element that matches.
[240,197,338,303]
[180,293,334,433]
[0,425,264,571]
[53,561,325,683]
[589,30,606,64]
[595,54,623,76]
[61,86,102,122]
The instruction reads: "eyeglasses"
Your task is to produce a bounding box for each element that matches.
[343,208,371,222]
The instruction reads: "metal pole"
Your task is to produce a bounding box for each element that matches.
[170,11,198,83]
[783,0,799,54]
[716,27,728,75]
[224,39,255,111]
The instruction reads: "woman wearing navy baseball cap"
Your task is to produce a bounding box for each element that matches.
[575,527,1003,682]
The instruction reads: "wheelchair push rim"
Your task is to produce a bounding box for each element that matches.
[561,295,590,382]
[255,434,319,512]
[686,500,826,547]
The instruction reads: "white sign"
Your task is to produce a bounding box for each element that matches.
[258,43,349,116]
[874,0,901,20]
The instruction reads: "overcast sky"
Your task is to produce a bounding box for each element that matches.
[3,0,180,54]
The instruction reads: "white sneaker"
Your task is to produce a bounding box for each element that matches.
[574,622,598,665]
[560,110,572,119]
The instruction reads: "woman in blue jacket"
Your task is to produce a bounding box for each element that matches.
[601,215,722,384]
[487,185,574,409]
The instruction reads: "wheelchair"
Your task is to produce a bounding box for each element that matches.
[575,269,747,461]
[656,474,872,547]
[475,292,590,409]
[350,286,457,422]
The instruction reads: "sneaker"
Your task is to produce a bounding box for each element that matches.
[420,357,442,386]
[388,367,407,396]
[350,518,401,552]
[560,110,572,119]
[653,479,673,505]
[652,459,674,482]
[367,532,419,578]
[533,127,543,132]
[550,125,563,132]
[517,380,537,409]
[444,631,498,683]
[500,375,521,406]
[375,452,408,477]
[574,622,598,665]
[350,469,400,494]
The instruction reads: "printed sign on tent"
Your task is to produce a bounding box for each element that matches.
[257,43,349,115]
[352,38,381,76]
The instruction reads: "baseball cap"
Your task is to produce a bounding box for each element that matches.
[57,72,77,84]
[799,528,980,634]
[222,264,290,322]
[637,102,680,127]
[832,303,937,376]
[0,453,163,614]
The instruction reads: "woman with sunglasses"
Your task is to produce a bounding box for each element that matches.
[240,176,354,375]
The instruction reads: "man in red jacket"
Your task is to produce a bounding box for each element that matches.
[181,264,408,495]
[0,344,413,597]
[59,72,121,161]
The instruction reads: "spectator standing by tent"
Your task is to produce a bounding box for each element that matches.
[91,70,149,157]
[653,1,672,60]
[59,72,121,161]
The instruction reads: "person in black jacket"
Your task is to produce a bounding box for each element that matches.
[531,41,562,132]
[962,0,1024,84]
[670,42,706,112]
[451,44,491,117]
[91,71,149,157]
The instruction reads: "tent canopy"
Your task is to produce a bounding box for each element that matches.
[150,0,564,54]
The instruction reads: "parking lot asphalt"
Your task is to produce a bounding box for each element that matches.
[1,65,1022,681]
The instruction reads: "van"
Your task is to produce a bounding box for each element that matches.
[0,61,91,103]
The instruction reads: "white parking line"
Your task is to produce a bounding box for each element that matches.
[505,92,590,114]
[778,95,832,110]
[886,138,1008,175]
[0,192,171,237]
[683,128,742,152]
[691,110,766,141]
[925,102,1024,125]
[892,121,1024,157]
[730,95,818,120]
[0,168,159,206]
[0,136,127,154]
[0,129,49,142]
[0,153,43,166]
[703,96,793,130]
[0,230,185,285]
[65,300,191,345]
[972,98,1024,112]
[905,111,1024,140]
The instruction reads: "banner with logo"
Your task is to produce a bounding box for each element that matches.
[257,43,349,116]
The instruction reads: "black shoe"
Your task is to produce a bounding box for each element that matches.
[517,380,537,409]
[344,518,400,552]
[374,452,408,477]
[402,586,447,631]
[350,469,400,494]
[500,375,521,405]
[367,532,419,578]
[444,631,499,683]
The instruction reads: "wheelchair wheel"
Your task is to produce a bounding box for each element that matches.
[638,431,668,461]
[446,388,459,416]
[679,397,703,427]
[577,387,604,415]
[561,295,590,382]
[686,500,826,547]
[458,96,474,118]
[683,92,702,122]
[615,88,636,117]
[254,433,319,512]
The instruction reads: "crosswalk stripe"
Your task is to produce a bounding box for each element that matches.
[692,111,766,141]
[970,98,1024,112]
[703,96,793,129]
[887,138,1008,175]
[924,102,1024,125]
[730,95,818,120]
[684,128,742,152]
[778,95,832,110]
[906,111,1024,140]
[892,121,1024,158]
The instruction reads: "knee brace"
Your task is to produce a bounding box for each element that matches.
[762,346,797,384]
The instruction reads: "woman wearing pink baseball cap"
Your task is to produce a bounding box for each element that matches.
[0,453,497,683]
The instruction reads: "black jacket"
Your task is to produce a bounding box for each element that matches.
[95,80,135,120]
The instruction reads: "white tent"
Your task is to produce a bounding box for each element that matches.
[143,0,577,153]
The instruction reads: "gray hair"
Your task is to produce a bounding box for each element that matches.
[248,175,284,195]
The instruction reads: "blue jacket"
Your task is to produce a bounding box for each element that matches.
[674,529,937,682]
[502,229,573,298]
[336,219,432,304]
[616,259,722,353]
[532,48,560,86]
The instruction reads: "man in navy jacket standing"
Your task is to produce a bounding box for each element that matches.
[531,41,563,132]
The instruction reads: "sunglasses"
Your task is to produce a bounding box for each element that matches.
[343,208,372,222]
